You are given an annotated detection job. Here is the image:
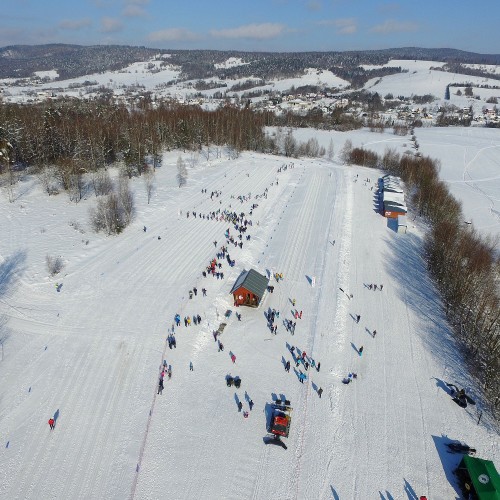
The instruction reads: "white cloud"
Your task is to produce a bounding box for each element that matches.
[370,19,418,34]
[317,18,357,35]
[58,18,92,30]
[334,18,357,35]
[148,28,199,42]
[100,17,123,33]
[123,5,147,17]
[210,23,285,40]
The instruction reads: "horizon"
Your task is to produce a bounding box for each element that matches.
[2,0,499,54]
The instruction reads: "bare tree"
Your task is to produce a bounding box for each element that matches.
[37,166,59,195]
[91,169,113,197]
[46,254,65,276]
[89,194,124,235]
[143,166,155,204]
[327,138,335,161]
[283,129,296,157]
[339,140,353,165]
[177,156,187,187]
[118,176,135,224]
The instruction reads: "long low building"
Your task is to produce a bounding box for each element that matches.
[379,175,407,218]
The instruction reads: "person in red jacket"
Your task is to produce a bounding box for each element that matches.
[48,418,55,430]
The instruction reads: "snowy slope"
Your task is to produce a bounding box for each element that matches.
[0,150,498,500]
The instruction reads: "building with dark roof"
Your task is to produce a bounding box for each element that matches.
[230,269,269,307]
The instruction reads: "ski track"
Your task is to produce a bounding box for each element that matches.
[1,151,499,500]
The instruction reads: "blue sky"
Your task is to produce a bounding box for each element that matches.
[1,0,498,53]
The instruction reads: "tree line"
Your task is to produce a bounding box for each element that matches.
[342,142,500,415]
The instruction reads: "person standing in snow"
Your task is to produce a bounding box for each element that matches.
[316,362,321,372]
[358,346,364,356]
[285,360,291,372]
[158,378,164,394]
[48,418,55,430]
[372,330,377,338]
[249,400,254,411]
[231,354,236,363]
[317,387,323,398]
[356,314,361,323]
[190,361,193,371]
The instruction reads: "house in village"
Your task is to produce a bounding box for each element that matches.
[230,269,269,307]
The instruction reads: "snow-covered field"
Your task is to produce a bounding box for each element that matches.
[274,126,500,241]
[1,148,498,499]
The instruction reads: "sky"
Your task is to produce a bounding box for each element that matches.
[1,0,499,54]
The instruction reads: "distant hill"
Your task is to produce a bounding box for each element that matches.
[1,44,499,85]
[0,44,159,80]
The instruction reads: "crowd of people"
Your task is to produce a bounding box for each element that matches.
[153,166,291,416]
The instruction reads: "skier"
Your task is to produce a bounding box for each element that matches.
[285,360,291,372]
[372,330,377,338]
[317,387,323,398]
[316,362,321,372]
[48,418,55,430]
[237,401,243,412]
[158,378,164,395]
[380,284,383,291]
[193,287,197,296]
[202,288,207,296]
[249,400,254,411]
[299,311,302,319]
[190,361,193,371]
[356,314,361,323]
[231,354,236,363]
[358,346,364,356]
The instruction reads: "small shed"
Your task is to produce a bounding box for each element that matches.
[455,455,500,500]
[230,269,269,308]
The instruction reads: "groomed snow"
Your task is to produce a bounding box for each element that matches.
[268,127,500,242]
[0,150,498,499]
